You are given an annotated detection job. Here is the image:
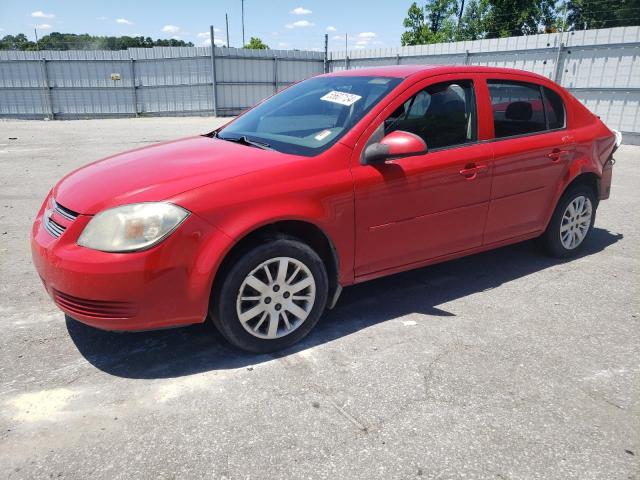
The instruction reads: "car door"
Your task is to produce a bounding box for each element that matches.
[482,77,574,244]
[351,75,493,278]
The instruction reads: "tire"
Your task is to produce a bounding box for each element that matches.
[210,237,328,353]
[540,184,597,258]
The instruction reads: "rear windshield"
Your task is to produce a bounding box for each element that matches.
[217,76,402,156]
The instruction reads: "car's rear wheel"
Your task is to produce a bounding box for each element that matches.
[210,238,328,353]
[540,185,597,257]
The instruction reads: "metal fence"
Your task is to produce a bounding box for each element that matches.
[0,26,638,143]
[0,46,324,118]
[329,26,640,144]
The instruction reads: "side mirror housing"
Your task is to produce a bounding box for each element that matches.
[362,130,427,165]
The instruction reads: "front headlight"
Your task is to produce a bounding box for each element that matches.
[77,202,190,252]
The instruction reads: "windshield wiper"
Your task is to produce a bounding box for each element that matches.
[216,134,273,151]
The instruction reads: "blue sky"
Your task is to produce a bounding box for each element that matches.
[0,0,409,51]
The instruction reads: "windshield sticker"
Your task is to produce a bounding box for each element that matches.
[321,90,362,106]
[314,129,333,141]
[368,78,392,84]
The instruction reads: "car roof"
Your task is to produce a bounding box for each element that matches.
[322,64,550,83]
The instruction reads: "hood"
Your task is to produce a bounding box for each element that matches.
[53,136,282,214]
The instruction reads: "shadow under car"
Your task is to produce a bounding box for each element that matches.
[66,228,623,379]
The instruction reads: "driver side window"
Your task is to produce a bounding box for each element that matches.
[384,80,477,150]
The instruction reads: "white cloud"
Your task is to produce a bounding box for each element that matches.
[201,38,227,47]
[354,45,365,49]
[326,26,337,32]
[162,24,180,33]
[115,18,133,25]
[285,20,314,29]
[278,41,290,48]
[97,16,108,21]
[34,24,52,30]
[354,33,381,48]
[197,29,220,39]
[31,11,55,19]
[171,36,181,40]
[290,7,312,15]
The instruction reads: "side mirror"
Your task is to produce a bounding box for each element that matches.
[361,130,427,165]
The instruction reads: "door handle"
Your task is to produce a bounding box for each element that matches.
[459,163,488,180]
[548,148,567,162]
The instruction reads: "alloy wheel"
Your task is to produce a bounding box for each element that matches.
[236,256,316,339]
[560,195,593,250]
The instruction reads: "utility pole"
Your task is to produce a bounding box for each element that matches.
[345,33,348,70]
[323,33,328,73]
[241,0,245,47]
[34,28,39,48]
[225,13,230,47]
[209,25,218,117]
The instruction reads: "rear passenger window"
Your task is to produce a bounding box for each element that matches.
[543,87,565,130]
[384,80,477,150]
[488,81,546,138]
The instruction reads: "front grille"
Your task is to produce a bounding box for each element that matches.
[44,216,66,238]
[53,289,138,319]
[53,200,78,221]
[43,200,79,238]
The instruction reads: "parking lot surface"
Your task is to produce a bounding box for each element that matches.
[0,118,638,480]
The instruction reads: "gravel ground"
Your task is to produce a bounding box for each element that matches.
[0,117,638,480]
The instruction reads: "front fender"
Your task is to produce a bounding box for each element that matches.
[170,145,356,289]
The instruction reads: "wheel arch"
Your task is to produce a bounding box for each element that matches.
[543,169,601,231]
[210,219,341,307]
[565,171,600,201]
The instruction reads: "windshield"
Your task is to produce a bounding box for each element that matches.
[217,76,402,156]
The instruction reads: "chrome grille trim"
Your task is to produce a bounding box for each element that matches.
[53,200,78,221]
[44,215,65,238]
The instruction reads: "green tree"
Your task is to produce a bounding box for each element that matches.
[457,0,491,39]
[566,0,640,30]
[402,0,638,44]
[540,0,561,32]
[401,2,427,45]
[483,0,559,37]
[401,0,460,45]
[244,37,269,49]
[0,32,194,51]
[0,33,36,50]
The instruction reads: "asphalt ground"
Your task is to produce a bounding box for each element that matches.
[0,117,638,479]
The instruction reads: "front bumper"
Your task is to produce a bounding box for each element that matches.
[31,198,229,331]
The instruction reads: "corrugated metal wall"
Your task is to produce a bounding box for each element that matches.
[0,26,638,143]
[0,46,325,118]
[330,26,640,144]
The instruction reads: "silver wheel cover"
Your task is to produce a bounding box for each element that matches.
[560,195,593,250]
[236,256,316,340]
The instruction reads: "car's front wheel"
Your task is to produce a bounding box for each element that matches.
[211,237,328,353]
[540,184,597,257]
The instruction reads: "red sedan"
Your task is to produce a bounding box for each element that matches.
[31,65,616,352]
